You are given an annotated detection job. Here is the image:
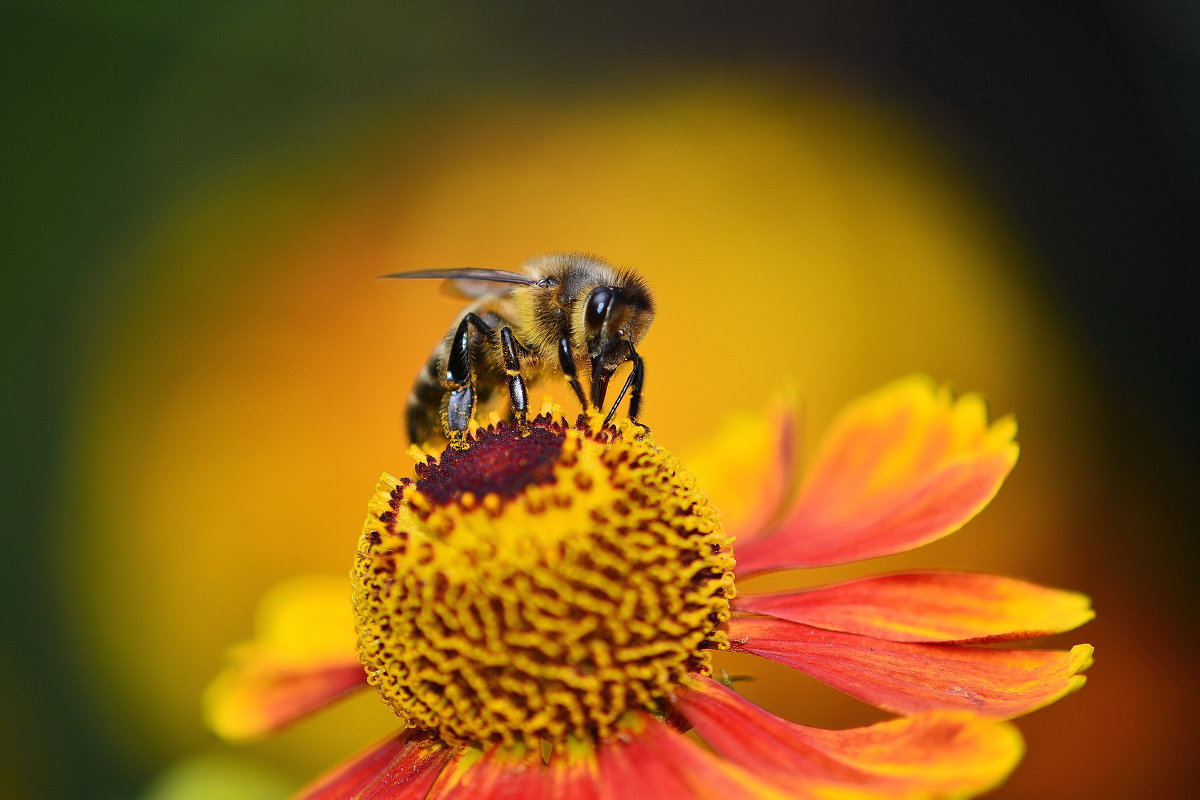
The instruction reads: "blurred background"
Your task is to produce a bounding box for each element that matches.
[3,2,1197,798]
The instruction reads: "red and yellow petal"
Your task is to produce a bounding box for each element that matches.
[425,739,604,800]
[735,571,1094,643]
[203,575,366,740]
[425,746,537,800]
[295,729,451,800]
[675,676,1023,798]
[204,654,367,742]
[735,377,1018,574]
[730,616,1092,719]
[419,718,811,800]
[685,397,800,544]
[544,739,603,800]
[594,713,795,800]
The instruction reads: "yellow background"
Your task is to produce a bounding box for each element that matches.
[4,5,1194,799]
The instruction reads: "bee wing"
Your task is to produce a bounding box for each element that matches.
[381,268,537,299]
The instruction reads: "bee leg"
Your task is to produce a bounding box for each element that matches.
[499,327,530,432]
[444,385,476,442]
[443,312,494,442]
[602,347,649,433]
[557,336,589,416]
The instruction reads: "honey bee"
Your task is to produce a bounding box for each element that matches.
[385,253,655,445]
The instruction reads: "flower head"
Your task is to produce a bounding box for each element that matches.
[206,378,1093,799]
[354,417,733,748]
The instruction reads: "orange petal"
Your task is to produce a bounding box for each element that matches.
[426,745,551,800]
[731,616,1093,719]
[428,743,615,800]
[295,729,450,800]
[676,676,1023,798]
[544,740,603,800]
[595,714,795,800]
[203,576,366,740]
[735,571,1094,643]
[736,376,1018,574]
[685,397,800,544]
[204,657,366,742]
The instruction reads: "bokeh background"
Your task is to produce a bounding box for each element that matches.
[4,3,1197,799]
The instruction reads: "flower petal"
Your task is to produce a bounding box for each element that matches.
[426,746,547,800]
[204,576,366,740]
[684,398,800,543]
[427,743,617,800]
[544,740,603,800]
[595,714,794,800]
[731,616,1093,718]
[676,676,1023,798]
[735,571,1094,643]
[736,376,1018,574]
[204,657,367,742]
[295,729,450,800]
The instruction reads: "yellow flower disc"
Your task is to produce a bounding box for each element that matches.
[352,414,735,748]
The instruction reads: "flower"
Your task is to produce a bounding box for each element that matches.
[205,376,1093,799]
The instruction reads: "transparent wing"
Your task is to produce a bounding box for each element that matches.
[380,268,537,299]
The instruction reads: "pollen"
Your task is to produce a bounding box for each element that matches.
[352,413,735,749]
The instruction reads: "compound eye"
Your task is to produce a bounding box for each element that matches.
[584,286,615,336]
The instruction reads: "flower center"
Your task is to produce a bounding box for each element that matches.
[352,414,734,748]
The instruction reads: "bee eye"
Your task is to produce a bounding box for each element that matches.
[584,287,615,335]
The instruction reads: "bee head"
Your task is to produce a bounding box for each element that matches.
[583,279,655,410]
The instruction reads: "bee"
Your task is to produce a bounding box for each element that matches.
[384,253,655,445]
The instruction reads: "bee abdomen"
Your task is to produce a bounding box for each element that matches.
[406,357,447,445]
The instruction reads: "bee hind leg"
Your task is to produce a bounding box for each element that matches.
[442,312,491,443]
[443,312,531,440]
[444,384,476,437]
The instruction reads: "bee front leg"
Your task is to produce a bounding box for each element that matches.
[603,347,649,433]
[557,336,589,416]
